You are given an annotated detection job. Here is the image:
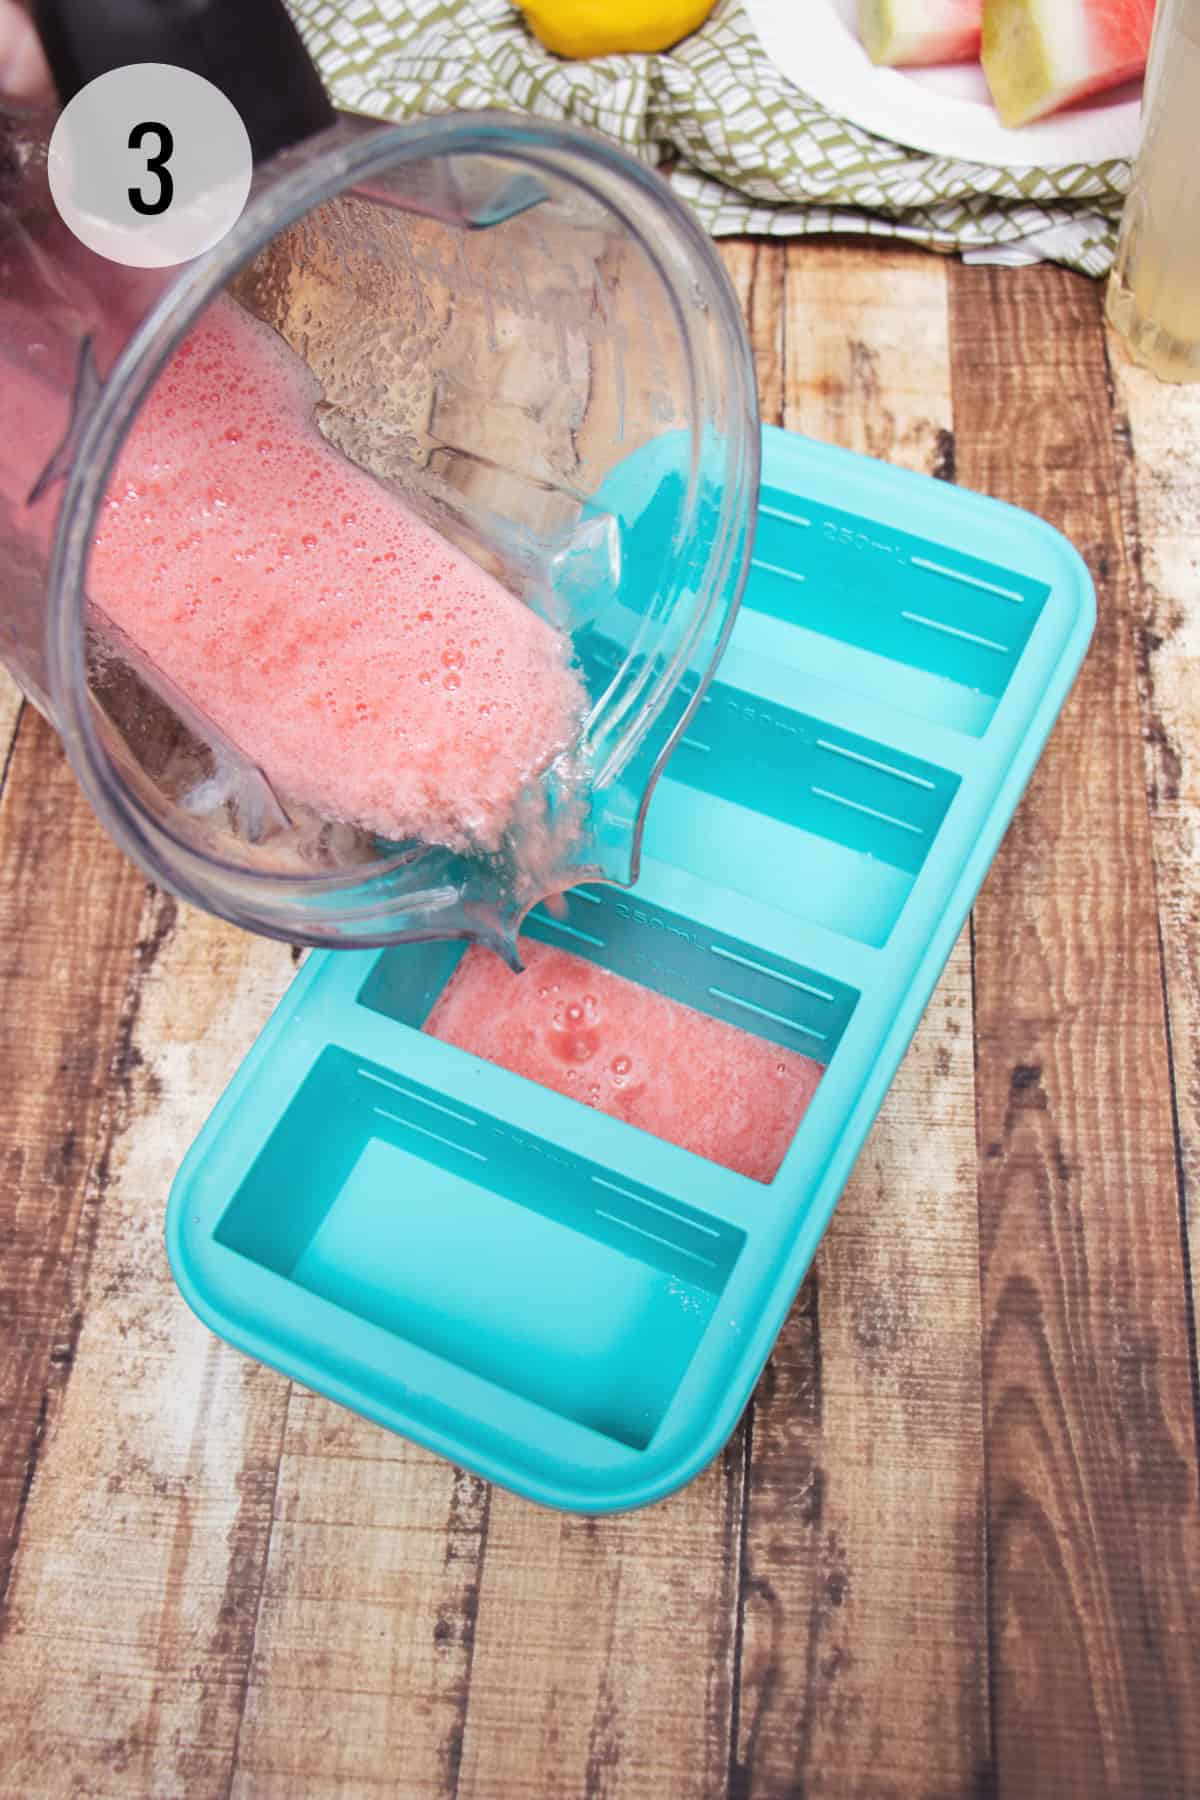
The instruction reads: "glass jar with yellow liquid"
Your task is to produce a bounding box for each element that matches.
[1106,0,1200,383]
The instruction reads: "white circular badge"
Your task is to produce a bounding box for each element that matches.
[48,63,253,269]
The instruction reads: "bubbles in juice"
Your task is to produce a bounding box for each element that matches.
[425,938,823,1183]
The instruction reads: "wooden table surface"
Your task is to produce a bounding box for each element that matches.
[1,239,1198,1800]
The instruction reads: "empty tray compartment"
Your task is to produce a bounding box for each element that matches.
[215,1047,745,1450]
[745,488,1051,737]
[644,680,960,945]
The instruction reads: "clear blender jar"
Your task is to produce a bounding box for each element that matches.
[0,15,759,963]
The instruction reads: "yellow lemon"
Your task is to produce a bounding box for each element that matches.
[518,0,719,58]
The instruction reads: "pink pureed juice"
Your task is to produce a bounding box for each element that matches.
[426,939,823,1183]
[88,298,586,854]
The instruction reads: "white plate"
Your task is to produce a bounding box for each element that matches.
[742,0,1143,166]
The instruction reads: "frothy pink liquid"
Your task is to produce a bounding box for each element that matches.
[89,300,585,851]
[425,940,822,1184]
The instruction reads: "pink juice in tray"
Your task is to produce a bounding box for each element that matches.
[425,939,823,1183]
[88,298,586,853]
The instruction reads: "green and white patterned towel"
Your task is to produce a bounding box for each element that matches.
[289,0,1129,275]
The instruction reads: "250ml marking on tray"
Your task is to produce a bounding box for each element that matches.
[720,694,798,737]
[613,902,703,949]
[823,521,905,560]
[486,1121,577,1175]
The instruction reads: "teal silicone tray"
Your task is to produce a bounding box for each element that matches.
[167,425,1094,1512]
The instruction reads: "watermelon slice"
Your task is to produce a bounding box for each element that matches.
[982,0,1156,126]
[858,0,983,66]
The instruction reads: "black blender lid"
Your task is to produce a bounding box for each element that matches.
[32,0,335,162]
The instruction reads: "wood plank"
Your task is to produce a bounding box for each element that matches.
[0,708,147,1611]
[729,243,989,1798]
[721,239,786,432]
[229,1395,493,1800]
[454,1463,743,1800]
[0,872,298,1797]
[949,261,1200,1798]
[1105,333,1200,1365]
[0,670,22,791]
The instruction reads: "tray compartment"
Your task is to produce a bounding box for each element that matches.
[360,888,860,1076]
[215,1047,745,1450]
[748,488,1051,736]
[646,680,960,945]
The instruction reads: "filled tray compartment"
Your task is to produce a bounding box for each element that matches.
[361,885,860,1076]
[360,886,859,1184]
